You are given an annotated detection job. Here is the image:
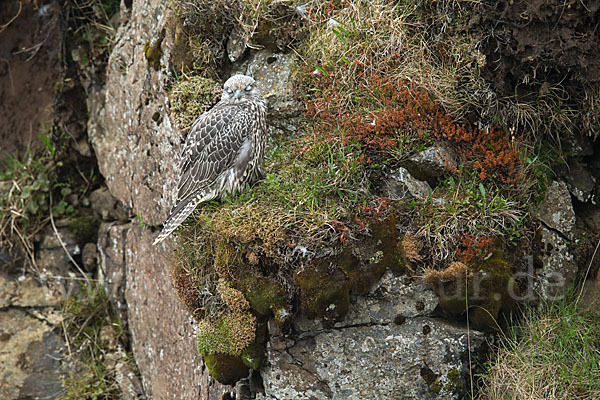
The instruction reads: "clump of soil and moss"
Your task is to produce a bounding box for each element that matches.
[168,75,222,131]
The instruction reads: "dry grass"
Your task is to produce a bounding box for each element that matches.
[422,261,469,285]
[479,300,600,400]
[298,0,488,121]
[416,175,528,264]
[0,149,54,269]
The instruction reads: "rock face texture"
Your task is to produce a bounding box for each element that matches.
[259,273,485,400]
[97,223,230,399]
[91,0,178,228]
[0,272,66,400]
[91,0,231,398]
[535,181,578,300]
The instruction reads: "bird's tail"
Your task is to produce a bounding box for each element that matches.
[152,196,201,245]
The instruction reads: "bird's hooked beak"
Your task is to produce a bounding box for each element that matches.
[234,89,243,100]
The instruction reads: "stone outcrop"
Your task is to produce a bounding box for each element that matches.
[91,0,231,397]
[98,223,231,399]
[0,271,66,400]
[89,1,487,399]
[259,273,486,400]
[534,181,578,300]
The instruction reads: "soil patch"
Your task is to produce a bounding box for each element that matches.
[480,0,600,96]
[0,0,62,158]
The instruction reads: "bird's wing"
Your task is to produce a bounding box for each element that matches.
[176,104,253,204]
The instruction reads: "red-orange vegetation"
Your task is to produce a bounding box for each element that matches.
[303,67,523,185]
[456,233,494,264]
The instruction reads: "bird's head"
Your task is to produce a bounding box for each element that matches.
[221,74,262,104]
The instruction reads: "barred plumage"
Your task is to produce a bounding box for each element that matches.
[153,75,268,245]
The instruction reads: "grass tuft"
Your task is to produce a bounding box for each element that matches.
[60,284,137,400]
[479,298,600,400]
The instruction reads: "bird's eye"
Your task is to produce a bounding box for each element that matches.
[244,84,253,91]
[226,88,233,95]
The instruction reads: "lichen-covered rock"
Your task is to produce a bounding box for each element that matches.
[259,317,485,400]
[97,223,232,399]
[560,161,596,203]
[97,222,130,326]
[405,143,458,183]
[532,180,579,300]
[385,166,433,201]
[90,187,132,222]
[0,270,66,400]
[0,309,65,400]
[81,242,98,271]
[0,271,65,309]
[245,50,302,127]
[263,271,485,399]
[536,180,576,237]
[36,224,80,277]
[90,0,178,227]
[534,226,577,301]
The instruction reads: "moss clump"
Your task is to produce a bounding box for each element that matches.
[166,0,242,75]
[196,310,256,356]
[469,247,518,331]
[295,261,350,324]
[238,273,290,323]
[169,76,221,131]
[337,248,379,296]
[432,241,518,331]
[143,37,163,71]
[203,353,249,386]
[444,367,461,391]
[196,282,257,356]
[420,366,442,393]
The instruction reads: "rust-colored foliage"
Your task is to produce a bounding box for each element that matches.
[456,233,494,263]
[303,67,523,184]
[354,196,390,231]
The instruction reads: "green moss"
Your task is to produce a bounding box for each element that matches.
[143,37,163,71]
[420,366,442,393]
[429,381,443,394]
[447,367,460,384]
[295,260,350,324]
[203,353,249,385]
[469,244,517,331]
[196,310,256,356]
[169,76,221,131]
[444,367,461,391]
[435,241,518,331]
[240,323,267,370]
[239,273,289,321]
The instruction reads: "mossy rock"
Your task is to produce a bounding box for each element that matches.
[240,322,267,370]
[203,353,249,385]
[239,273,290,323]
[371,213,405,273]
[143,37,163,71]
[336,247,386,296]
[169,76,221,131]
[196,310,256,356]
[295,260,350,324]
[435,241,519,331]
